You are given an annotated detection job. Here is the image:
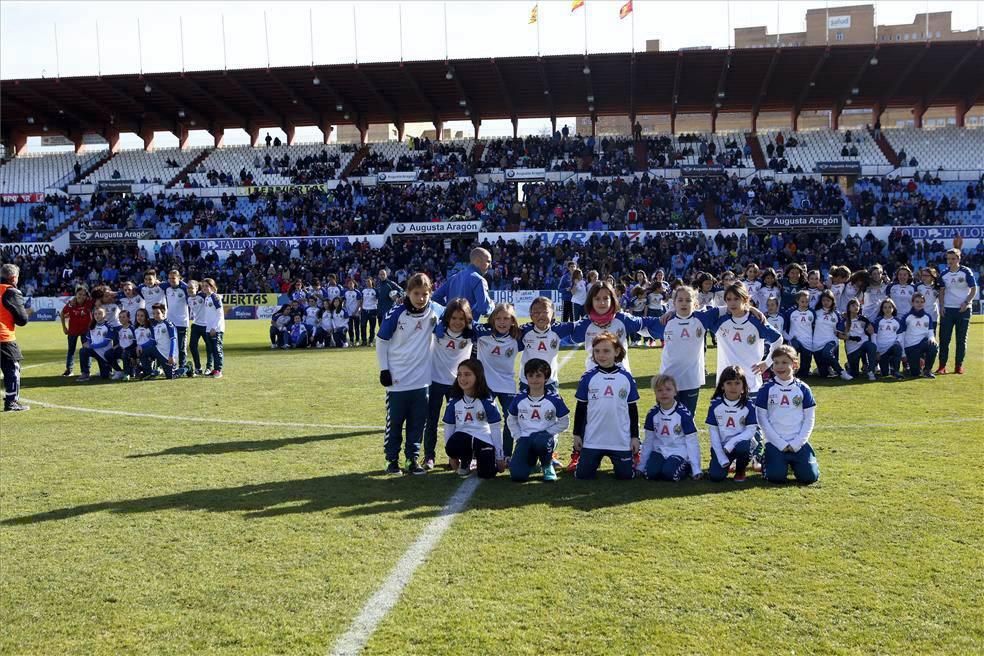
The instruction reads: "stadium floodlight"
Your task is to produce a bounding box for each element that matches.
[445,70,453,80]
[845,98,853,105]
[717,91,726,98]
[870,56,878,65]
[343,112,350,120]
[313,76,321,85]
[464,109,470,116]
[42,125,48,132]
[582,65,591,75]
[144,83,152,93]
[851,87,860,95]
[190,120,196,126]
[58,109,64,115]
[543,89,549,95]
[587,95,594,103]
[336,103,343,111]
[588,104,594,112]
[178,110,186,118]
[458,99,467,107]
[26,117,34,124]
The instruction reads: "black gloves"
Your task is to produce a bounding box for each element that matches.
[379,370,393,387]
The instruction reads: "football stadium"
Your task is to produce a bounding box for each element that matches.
[1,1,982,654]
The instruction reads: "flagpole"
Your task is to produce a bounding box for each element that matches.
[399,4,404,62]
[137,18,143,75]
[310,7,315,66]
[631,6,635,53]
[54,23,61,79]
[221,14,228,71]
[583,1,588,54]
[263,11,271,68]
[96,21,102,76]
[180,16,186,73]
[536,4,541,56]
[353,5,359,64]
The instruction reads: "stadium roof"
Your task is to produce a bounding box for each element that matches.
[2,40,982,140]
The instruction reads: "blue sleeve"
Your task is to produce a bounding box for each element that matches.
[552,321,574,338]
[575,371,592,402]
[705,400,719,426]
[754,384,770,410]
[550,394,571,417]
[472,277,492,317]
[643,408,655,432]
[356,291,363,301]
[626,372,640,403]
[506,395,522,417]
[929,316,937,331]
[618,312,643,333]
[431,281,449,305]
[964,267,977,289]
[897,313,909,333]
[571,318,590,344]
[695,307,722,330]
[442,399,457,425]
[745,404,758,425]
[483,398,503,423]
[640,315,665,339]
[753,315,782,343]
[679,407,698,434]
[377,306,402,340]
[211,293,223,309]
[472,323,493,338]
[835,317,846,332]
[167,322,177,357]
[799,382,816,409]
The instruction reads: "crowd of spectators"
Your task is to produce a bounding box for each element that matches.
[854,175,982,226]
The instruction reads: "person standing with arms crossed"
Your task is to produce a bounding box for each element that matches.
[0,264,32,412]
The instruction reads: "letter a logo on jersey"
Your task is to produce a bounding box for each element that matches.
[681,328,690,339]
[780,395,790,406]
[537,341,547,351]
[604,385,614,397]
[464,412,473,422]
[725,416,736,428]
[446,339,457,349]
[531,408,541,420]
[491,345,501,355]
[660,423,671,436]
[732,331,742,342]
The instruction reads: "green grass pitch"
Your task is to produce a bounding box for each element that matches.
[2,319,982,655]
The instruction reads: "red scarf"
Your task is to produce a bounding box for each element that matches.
[588,308,616,326]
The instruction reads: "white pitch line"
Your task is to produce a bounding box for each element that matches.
[21,361,61,370]
[329,475,481,656]
[19,398,386,431]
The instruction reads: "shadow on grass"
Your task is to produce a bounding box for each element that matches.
[1,466,760,526]
[127,429,378,458]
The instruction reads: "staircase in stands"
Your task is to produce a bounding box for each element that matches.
[869,128,899,167]
[340,146,369,179]
[745,133,767,170]
[169,148,214,188]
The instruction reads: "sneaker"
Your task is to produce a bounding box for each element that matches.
[110,371,124,380]
[424,458,435,471]
[935,366,947,375]
[542,463,558,482]
[385,461,403,476]
[186,368,195,378]
[270,344,278,350]
[733,469,747,483]
[76,374,91,382]
[892,371,904,380]
[839,370,853,381]
[3,401,30,412]
[406,459,426,475]
[565,451,580,473]
[202,369,212,376]
[955,366,965,375]
[750,456,763,473]
[457,466,471,477]
[728,461,736,473]
[146,371,160,380]
[121,374,131,382]
[867,371,877,381]
[61,368,72,377]
[194,369,204,376]
[210,370,223,379]
[922,371,936,379]
[315,343,324,349]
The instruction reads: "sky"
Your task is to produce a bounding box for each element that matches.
[2,1,982,148]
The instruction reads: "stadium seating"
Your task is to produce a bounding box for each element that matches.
[88,147,205,186]
[882,127,984,171]
[0,151,103,194]
[185,144,354,187]
[757,129,890,172]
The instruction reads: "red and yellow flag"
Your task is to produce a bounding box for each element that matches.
[571,0,584,12]
[529,4,538,24]
[619,0,633,19]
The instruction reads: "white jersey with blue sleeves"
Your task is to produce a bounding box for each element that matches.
[506,393,571,440]
[887,283,915,317]
[640,402,701,474]
[571,311,648,373]
[139,283,166,307]
[430,328,473,386]
[442,395,504,459]
[898,310,936,348]
[872,316,902,353]
[152,320,178,358]
[575,366,640,451]
[940,266,977,309]
[519,322,574,386]
[754,377,817,451]
[375,302,442,392]
[119,293,145,322]
[654,307,721,391]
[474,325,524,394]
[343,289,362,315]
[714,312,783,393]
[706,397,757,465]
[164,282,190,328]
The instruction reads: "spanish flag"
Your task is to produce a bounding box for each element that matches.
[619,0,633,19]
[571,0,584,12]
[529,4,538,24]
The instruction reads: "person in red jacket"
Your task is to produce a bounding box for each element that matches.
[60,285,93,377]
[1,264,32,412]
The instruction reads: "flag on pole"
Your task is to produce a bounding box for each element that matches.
[529,4,538,24]
[619,0,633,19]
[571,0,584,12]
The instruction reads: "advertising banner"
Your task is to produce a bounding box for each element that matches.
[0,242,55,258]
[387,221,483,237]
[480,228,746,246]
[221,293,279,307]
[814,161,862,175]
[244,183,327,195]
[505,168,547,181]
[491,290,561,317]
[0,192,44,203]
[96,180,135,193]
[376,171,419,184]
[139,234,387,260]
[679,164,726,177]
[897,225,984,240]
[71,228,155,244]
[745,215,844,232]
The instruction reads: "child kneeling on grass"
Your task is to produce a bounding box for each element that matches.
[754,344,820,485]
[506,358,570,482]
[443,359,506,479]
[706,365,758,482]
[572,332,640,481]
[639,374,702,481]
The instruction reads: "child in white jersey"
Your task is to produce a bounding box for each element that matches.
[872,298,905,380]
[187,280,212,376]
[837,298,878,381]
[639,374,702,482]
[506,358,571,482]
[425,298,475,470]
[519,297,573,394]
[755,268,781,311]
[77,306,116,382]
[715,283,784,394]
[765,296,786,340]
[442,359,505,479]
[115,309,137,381]
[898,292,938,378]
[706,366,758,482]
[200,278,225,378]
[133,308,155,379]
[887,265,916,317]
[784,290,818,377]
[916,267,941,324]
[474,303,524,459]
[812,290,852,380]
[806,269,825,310]
[571,281,658,374]
[754,345,819,484]
[376,273,442,476]
[119,282,145,324]
[572,332,640,481]
[570,268,588,321]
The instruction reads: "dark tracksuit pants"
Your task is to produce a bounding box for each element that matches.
[79,347,113,378]
[348,315,360,344]
[140,350,176,379]
[189,324,212,371]
[205,332,224,371]
[510,433,556,481]
[708,439,754,482]
[938,307,971,367]
[1,342,23,405]
[846,342,878,376]
[764,443,819,484]
[493,392,516,457]
[174,326,188,368]
[645,452,692,481]
[424,381,453,461]
[361,310,377,344]
[575,448,634,480]
[65,334,85,370]
[904,338,938,376]
[445,431,498,479]
[877,344,903,375]
[384,387,428,464]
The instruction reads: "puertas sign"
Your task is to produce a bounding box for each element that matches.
[70,228,155,244]
[387,221,483,237]
[746,215,844,232]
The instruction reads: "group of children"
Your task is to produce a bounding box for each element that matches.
[373,248,977,482]
[60,270,225,382]
[268,277,380,350]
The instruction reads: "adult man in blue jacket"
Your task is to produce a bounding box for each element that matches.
[433,247,493,317]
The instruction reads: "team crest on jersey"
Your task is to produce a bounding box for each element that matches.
[746,333,757,344]
[505,347,514,358]
[616,329,625,339]
[550,338,559,349]
[477,410,486,421]
[546,409,555,421]
[674,424,683,435]
[459,340,468,349]
[618,388,628,399]
[696,326,703,337]
[792,395,803,407]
